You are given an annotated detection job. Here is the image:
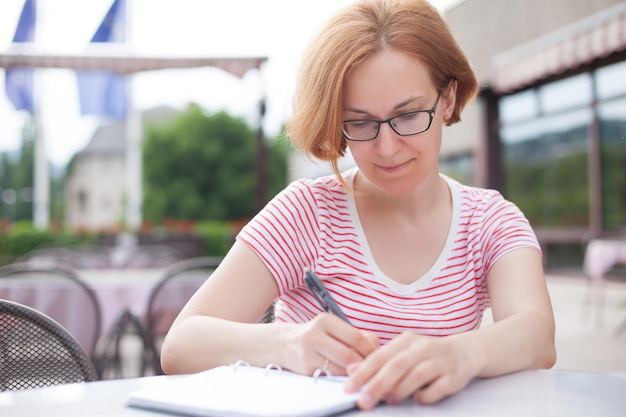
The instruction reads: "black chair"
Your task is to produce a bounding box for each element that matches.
[143,256,276,374]
[0,262,102,361]
[117,245,187,269]
[96,256,275,377]
[142,256,224,374]
[17,245,113,269]
[92,256,223,378]
[94,308,154,380]
[0,299,99,391]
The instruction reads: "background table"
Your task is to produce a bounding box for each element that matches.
[0,267,204,363]
[584,238,626,284]
[1,369,625,417]
[582,238,626,327]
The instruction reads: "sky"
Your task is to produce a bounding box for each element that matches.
[0,0,462,167]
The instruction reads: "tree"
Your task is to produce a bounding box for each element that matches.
[142,105,288,222]
[0,117,36,223]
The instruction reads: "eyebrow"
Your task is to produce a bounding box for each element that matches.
[343,96,427,116]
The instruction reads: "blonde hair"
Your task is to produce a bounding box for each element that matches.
[286,0,479,184]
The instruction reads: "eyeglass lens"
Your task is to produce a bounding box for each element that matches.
[342,111,433,140]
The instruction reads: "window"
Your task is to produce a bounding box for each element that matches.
[498,60,626,233]
[596,61,626,100]
[598,97,626,229]
[440,153,475,186]
[499,79,592,228]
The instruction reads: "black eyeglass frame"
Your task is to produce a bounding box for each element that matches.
[341,92,442,142]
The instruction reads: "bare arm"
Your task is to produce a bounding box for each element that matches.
[346,247,556,408]
[469,246,556,376]
[160,240,378,375]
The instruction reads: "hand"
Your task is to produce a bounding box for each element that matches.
[345,332,480,409]
[281,313,379,377]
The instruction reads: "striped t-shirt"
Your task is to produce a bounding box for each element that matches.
[237,168,540,343]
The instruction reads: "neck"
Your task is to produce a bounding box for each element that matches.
[353,171,450,220]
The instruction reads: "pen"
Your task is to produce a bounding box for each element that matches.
[304,268,351,324]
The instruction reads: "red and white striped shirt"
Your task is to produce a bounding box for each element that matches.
[237,168,541,343]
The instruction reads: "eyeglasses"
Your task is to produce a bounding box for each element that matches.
[341,92,441,141]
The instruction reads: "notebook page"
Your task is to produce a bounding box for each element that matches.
[127,365,360,417]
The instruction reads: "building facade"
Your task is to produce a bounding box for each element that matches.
[64,107,177,232]
[440,0,626,261]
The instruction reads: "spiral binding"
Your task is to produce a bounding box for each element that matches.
[231,360,250,371]
[312,366,332,382]
[229,360,330,381]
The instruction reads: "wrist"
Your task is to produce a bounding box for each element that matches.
[451,330,488,377]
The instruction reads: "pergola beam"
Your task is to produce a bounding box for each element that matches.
[0,46,266,78]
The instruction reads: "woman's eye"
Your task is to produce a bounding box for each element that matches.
[397,112,420,122]
[350,120,376,129]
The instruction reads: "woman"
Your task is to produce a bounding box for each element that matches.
[161,0,556,409]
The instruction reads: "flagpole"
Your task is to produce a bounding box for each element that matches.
[5,0,48,230]
[33,92,49,231]
[124,0,142,232]
[125,82,142,232]
[75,0,140,232]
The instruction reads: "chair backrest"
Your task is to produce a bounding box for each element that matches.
[117,245,187,269]
[143,256,275,374]
[17,245,113,269]
[0,299,99,391]
[0,262,102,359]
[143,257,223,374]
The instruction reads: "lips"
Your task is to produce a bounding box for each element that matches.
[376,159,413,172]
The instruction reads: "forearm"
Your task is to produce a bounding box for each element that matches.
[458,310,556,378]
[160,316,294,375]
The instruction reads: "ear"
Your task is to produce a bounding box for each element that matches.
[442,80,457,125]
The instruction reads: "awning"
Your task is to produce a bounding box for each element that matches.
[492,2,626,94]
[0,44,266,79]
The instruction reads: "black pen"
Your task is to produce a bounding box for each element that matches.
[304,268,351,324]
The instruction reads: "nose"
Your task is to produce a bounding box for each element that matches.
[375,122,403,156]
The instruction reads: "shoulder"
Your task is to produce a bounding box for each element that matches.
[443,175,540,258]
[279,170,351,207]
[444,175,521,218]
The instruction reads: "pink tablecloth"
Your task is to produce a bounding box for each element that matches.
[0,268,202,356]
[584,239,626,283]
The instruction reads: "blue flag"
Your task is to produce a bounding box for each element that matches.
[5,0,36,112]
[77,0,128,119]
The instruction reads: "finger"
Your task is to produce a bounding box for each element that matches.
[323,316,379,358]
[353,349,419,409]
[413,374,466,404]
[316,315,377,366]
[345,343,392,393]
[384,360,438,404]
[317,356,343,377]
[346,335,411,392]
[317,334,368,375]
[364,332,380,349]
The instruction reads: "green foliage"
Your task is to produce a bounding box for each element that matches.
[601,143,626,228]
[195,220,235,256]
[0,120,35,222]
[0,116,65,224]
[0,221,97,266]
[143,106,288,223]
[266,134,291,198]
[505,151,590,227]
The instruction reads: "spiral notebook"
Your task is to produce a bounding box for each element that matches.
[126,362,360,417]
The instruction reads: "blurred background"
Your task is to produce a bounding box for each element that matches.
[0,0,625,379]
[0,0,466,258]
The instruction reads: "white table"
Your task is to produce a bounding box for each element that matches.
[584,239,626,283]
[582,239,626,327]
[0,369,625,417]
[77,268,166,340]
